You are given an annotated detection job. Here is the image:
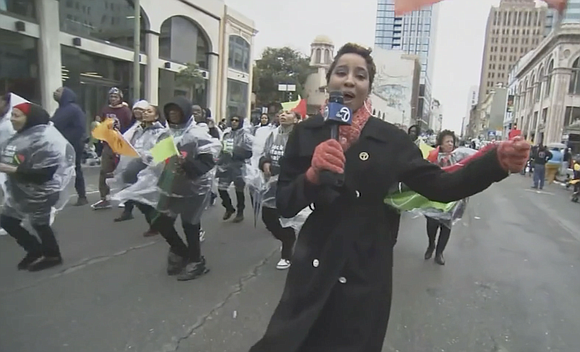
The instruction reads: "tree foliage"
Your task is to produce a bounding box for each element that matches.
[175,63,205,88]
[252,47,312,106]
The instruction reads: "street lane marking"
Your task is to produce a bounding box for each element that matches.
[524,189,554,195]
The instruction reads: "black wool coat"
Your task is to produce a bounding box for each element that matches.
[250,115,508,352]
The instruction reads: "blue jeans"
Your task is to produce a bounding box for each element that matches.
[533,164,545,189]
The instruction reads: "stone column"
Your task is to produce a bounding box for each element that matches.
[534,78,546,138]
[144,32,159,105]
[207,52,219,117]
[545,68,571,143]
[525,87,534,138]
[36,0,62,114]
[220,27,231,120]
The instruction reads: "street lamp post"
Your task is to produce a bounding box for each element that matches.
[133,0,141,101]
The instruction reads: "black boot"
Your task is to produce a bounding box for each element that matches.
[167,250,187,276]
[434,252,445,265]
[233,210,244,223]
[424,246,435,260]
[223,209,235,221]
[177,257,209,281]
[114,211,134,222]
[28,256,63,272]
[17,252,42,270]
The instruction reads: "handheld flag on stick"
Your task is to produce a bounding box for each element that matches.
[91,118,139,157]
[150,136,179,163]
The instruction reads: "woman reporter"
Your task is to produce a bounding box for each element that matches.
[249,43,530,352]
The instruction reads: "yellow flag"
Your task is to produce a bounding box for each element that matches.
[281,96,301,111]
[91,118,139,157]
[150,136,179,163]
[418,140,434,159]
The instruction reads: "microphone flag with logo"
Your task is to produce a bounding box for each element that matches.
[323,91,352,140]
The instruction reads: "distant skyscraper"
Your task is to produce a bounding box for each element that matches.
[463,85,478,137]
[374,0,439,129]
[476,0,549,107]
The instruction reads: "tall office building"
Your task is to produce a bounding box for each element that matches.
[375,0,439,129]
[477,0,549,106]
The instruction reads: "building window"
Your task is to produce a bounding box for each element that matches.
[545,60,554,97]
[228,35,251,73]
[0,0,36,19]
[536,68,543,102]
[226,79,248,118]
[0,28,40,104]
[159,16,210,69]
[59,0,147,52]
[61,45,145,121]
[569,58,580,95]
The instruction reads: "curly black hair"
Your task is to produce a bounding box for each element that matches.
[436,129,457,147]
[326,43,377,89]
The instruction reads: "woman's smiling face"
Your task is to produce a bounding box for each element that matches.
[326,53,370,112]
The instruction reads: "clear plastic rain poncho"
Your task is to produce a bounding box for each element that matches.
[156,118,222,224]
[109,122,170,207]
[244,126,313,232]
[217,125,254,190]
[384,146,478,229]
[0,124,75,224]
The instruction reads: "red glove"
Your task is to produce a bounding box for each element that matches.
[496,136,530,173]
[305,139,345,184]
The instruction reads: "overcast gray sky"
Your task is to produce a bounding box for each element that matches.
[225,0,519,132]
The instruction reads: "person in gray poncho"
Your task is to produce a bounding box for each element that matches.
[217,116,253,223]
[259,111,299,270]
[0,102,75,271]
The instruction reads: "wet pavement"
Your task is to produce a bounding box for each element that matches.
[1,173,579,352]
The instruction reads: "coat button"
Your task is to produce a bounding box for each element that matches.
[313,259,319,267]
[338,276,347,284]
[355,190,360,198]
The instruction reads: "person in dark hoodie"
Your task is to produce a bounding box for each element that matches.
[92,87,132,210]
[0,102,75,271]
[153,96,221,281]
[217,116,253,223]
[52,87,87,206]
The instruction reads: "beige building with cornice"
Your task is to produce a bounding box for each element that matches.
[508,21,580,153]
[0,0,256,123]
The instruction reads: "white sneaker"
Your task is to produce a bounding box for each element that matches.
[118,202,125,208]
[0,228,6,236]
[276,259,291,270]
[199,229,206,243]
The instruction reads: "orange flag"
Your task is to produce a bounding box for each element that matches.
[91,118,139,157]
[395,0,443,15]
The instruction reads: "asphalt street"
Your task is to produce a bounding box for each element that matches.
[1,171,580,352]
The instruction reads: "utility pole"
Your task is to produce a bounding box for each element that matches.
[133,0,141,101]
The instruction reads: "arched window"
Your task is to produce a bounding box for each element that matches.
[535,67,544,102]
[59,0,147,52]
[315,48,321,63]
[545,60,554,97]
[1,0,36,19]
[228,35,250,73]
[324,49,331,64]
[159,16,210,69]
[569,58,580,95]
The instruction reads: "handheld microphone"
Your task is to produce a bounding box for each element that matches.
[323,91,353,140]
[319,91,353,187]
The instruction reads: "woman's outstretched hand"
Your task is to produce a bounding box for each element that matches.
[305,139,345,184]
[496,136,531,173]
